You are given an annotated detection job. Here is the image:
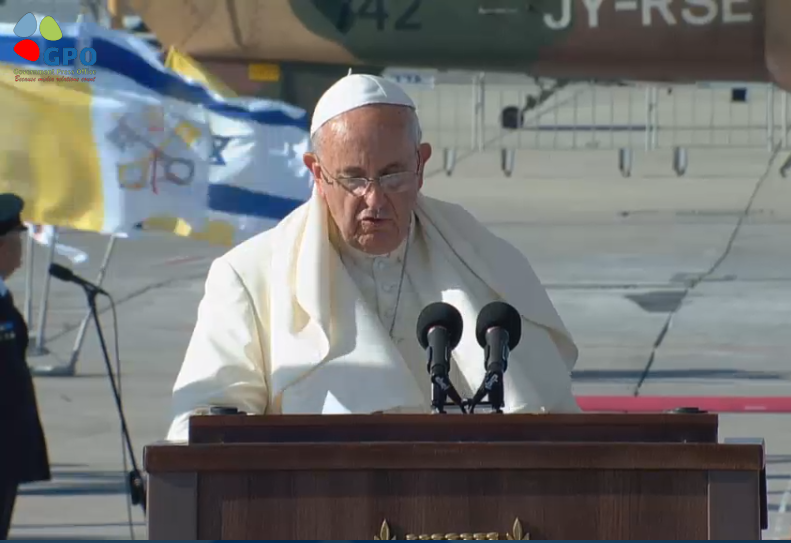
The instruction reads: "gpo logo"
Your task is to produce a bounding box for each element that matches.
[12,12,97,66]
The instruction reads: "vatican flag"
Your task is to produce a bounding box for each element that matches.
[141,46,244,245]
[0,20,214,234]
[0,19,311,243]
[143,47,312,246]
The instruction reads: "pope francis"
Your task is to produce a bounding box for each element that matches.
[166,74,581,441]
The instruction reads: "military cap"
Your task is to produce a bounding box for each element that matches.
[0,193,26,236]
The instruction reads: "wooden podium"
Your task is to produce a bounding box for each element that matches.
[144,413,766,540]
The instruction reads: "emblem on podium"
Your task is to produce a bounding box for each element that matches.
[374,518,530,540]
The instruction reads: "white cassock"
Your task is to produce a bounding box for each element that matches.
[166,186,581,441]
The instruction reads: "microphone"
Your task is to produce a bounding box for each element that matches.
[467,301,522,414]
[416,301,467,414]
[49,263,108,296]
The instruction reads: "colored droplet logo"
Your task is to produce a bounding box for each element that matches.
[13,12,37,37]
[39,16,63,41]
[12,12,63,62]
[13,40,38,62]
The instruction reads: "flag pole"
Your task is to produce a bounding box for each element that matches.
[28,227,58,356]
[68,0,125,373]
[23,229,35,325]
[30,0,125,376]
[65,234,119,374]
[107,0,123,29]
[62,0,124,375]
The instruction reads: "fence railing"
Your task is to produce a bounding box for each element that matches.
[395,73,791,177]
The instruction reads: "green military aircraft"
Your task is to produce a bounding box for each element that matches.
[129,0,791,122]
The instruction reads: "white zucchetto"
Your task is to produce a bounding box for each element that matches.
[309,74,416,136]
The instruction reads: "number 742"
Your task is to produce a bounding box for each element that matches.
[337,0,422,32]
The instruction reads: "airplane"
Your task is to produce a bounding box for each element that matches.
[128,0,791,125]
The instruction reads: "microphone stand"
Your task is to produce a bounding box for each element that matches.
[430,379,448,414]
[425,329,467,415]
[465,370,504,414]
[81,284,147,513]
[466,333,509,414]
[430,374,467,414]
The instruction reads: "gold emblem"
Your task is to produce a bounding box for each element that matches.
[374,518,529,540]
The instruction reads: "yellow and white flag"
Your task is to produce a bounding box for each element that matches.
[140,46,240,245]
[142,47,312,246]
[0,18,311,246]
[0,19,215,234]
[0,71,214,233]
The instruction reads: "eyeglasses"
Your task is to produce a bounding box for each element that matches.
[317,152,421,197]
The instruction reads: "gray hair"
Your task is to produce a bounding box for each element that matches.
[310,106,422,156]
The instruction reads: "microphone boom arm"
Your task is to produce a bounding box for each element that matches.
[49,264,147,513]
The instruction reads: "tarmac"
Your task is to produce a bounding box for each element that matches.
[4,92,791,538]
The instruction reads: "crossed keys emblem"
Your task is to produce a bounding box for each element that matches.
[107,106,202,194]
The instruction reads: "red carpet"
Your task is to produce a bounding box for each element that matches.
[576,396,791,413]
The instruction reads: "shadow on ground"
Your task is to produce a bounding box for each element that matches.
[19,470,129,497]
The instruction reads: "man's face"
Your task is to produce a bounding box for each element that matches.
[0,230,22,278]
[304,105,432,255]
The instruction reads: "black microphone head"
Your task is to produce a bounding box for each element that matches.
[475,301,522,349]
[416,302,464,350]
[49,263,75,282]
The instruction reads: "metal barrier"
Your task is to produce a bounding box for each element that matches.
[400,74,791,177]
[22,74,791,375]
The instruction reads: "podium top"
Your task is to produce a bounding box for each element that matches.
[187,413,718,444]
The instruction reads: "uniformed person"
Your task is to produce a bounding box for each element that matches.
[0,194,50,540]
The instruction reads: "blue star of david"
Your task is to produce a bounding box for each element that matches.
[210,136,233,166]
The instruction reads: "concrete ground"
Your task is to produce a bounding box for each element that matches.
[4,134,791,537]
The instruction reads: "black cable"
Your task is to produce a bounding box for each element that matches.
[632,142,783,394]
[107,297,136,539]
